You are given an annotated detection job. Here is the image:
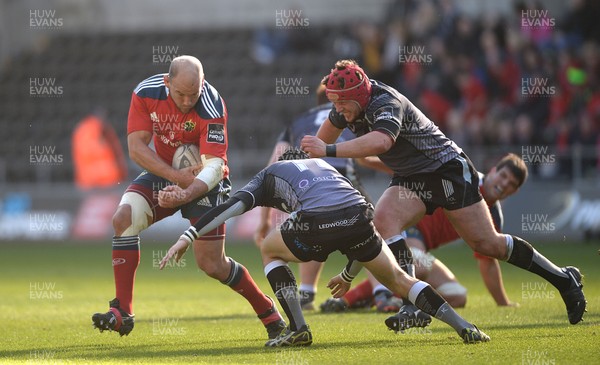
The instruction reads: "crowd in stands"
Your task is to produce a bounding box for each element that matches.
[328,0,600,178]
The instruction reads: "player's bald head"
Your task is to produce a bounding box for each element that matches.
[165,56,204,113]
[168,55,204,84]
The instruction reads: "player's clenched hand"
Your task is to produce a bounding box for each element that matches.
[158,184,189,208]
[327,274,351,298]
[159,238,190,270]
[300,135,326,158]
[172,165,200,189]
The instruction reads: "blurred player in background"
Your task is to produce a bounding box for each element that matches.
[160,148,490,346]
[322,153,526,313]
[301,60,586,332]
[254,84,398,311]
[91,55,285,339]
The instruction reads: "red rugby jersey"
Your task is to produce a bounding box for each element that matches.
[127,73,229,178]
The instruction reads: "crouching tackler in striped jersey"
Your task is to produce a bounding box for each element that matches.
[161,148,490,346]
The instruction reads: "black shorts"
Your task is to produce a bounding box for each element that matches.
[389,153,482,215]
[280,204,383,263]
[125,171,231,239]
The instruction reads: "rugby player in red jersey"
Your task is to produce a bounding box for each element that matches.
[92,56,285,338]
[321,153,525,313]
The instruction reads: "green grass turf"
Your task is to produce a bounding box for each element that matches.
[0,240,598,364]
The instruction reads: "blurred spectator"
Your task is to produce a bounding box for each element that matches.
[251,6,321,65]
[72,113,127,189]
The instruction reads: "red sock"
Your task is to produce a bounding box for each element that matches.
[343,278,373,306]
[224,259,281,325]
[112,236,140,315]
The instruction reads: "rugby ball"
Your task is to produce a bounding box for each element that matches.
[172,144,201,170]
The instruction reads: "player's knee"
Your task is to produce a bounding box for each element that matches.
[112,205,132,235]
[436,282,468,307]
[445,295,467,308]
[373,209,395,235]
[469,237,503,258]
[113,192,153,236]
[196,255,228,280]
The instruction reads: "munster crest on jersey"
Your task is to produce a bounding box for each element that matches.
[184,120,196,132]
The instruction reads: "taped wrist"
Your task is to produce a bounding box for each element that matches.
[196,156,225,191]
[325,144,337,157]
[180,226,199,245]
[340,260,362,283]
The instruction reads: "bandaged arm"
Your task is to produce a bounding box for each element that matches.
[196,155,225,191]
[182,155,226,203]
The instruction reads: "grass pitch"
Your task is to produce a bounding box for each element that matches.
[0,240,598,364]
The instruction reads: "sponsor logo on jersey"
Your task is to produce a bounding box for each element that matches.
[207,124,225,144]
[294,238,310,252]
[184,120,196,132]
[196,197,212,207]
[441,179,455,202]
[348,232,375,251]
[374,107,395,122]
[298,179,309,190]
[318,214,360,229]
[312,175,337,182]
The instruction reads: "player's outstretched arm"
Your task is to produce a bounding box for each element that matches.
[328,260,363,298]
[159,197,249,270]
[301,118,342,157]
[315,118,344,144]
[159,237,190,269]
[478,256,518,307]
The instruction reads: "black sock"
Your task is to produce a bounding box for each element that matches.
[266,265,304,331]
[506,235,570,291]
[387,237,415,305]
[413,285,446,317]
[410,282,471,333]
[387,238,415,277]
